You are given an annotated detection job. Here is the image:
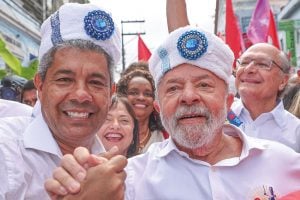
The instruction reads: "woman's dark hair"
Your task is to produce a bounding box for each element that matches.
[117,69,165,132]
[110,95,139,158]
[121,61,149,77]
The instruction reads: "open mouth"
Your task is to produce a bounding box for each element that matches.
[65,111,92,119]
[178,113,208,124]
[133,103,147,108]
[104,132,123,142]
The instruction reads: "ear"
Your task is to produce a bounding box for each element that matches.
[278,74,289,91]
[153,100,160,113]
[226,93,235,111]
[34,74,43,101]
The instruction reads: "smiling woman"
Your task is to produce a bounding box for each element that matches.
[117,64,167,154]
[97,95,139,157]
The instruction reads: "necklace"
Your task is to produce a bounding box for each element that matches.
[138,129,151,152]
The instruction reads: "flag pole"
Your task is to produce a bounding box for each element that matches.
[121,20,145,72]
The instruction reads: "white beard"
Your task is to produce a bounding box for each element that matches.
[161,104,227,149]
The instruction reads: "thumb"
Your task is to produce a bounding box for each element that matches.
[107,155,128,173]
[98,146,120,160]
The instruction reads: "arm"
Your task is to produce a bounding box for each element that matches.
[166,0,190,33]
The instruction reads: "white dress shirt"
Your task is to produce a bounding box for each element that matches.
[231,99,300,152]
[0,114,105,200]
[125,124,300,200]
[0,99,32,118]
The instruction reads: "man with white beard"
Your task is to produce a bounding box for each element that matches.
[45,26,300,199]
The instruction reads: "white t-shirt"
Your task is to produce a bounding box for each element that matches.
[125,124,300,200]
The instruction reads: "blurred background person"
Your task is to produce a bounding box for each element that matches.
[97,95,139,158]
[0,75,26,101]
[117,65,167,154]
[0,77,18,101]
[21,79,37,107]
[282,83,300,118]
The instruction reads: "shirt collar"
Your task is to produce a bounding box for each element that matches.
[269,101,287,128]
[156,124,267,163]
[23,114,105,158]
[232,99,244,117]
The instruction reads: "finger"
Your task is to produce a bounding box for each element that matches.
[44,178,68,199]
[73,147,91,166]
[86,154,108,168]
[107,155,128,173]
[61,154,86,182]
[52,167,81,194]
[98,146,119,160]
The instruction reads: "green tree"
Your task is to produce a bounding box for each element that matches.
[0,37,38,80]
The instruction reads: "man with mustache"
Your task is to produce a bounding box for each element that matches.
[0,3,127,199]
[167,0,300,153]
[45,25,300,199]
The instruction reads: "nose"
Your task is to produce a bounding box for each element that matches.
[71,82,93,103]
[136,92,145,100]
[110,118,120,130]
[180,83,200,105]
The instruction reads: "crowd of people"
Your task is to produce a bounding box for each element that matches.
[0,0,299,199]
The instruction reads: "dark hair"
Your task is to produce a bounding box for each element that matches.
[117,69,165,132]
[121,61,149,77]
[110,95,139,157]
[21,80,36,101]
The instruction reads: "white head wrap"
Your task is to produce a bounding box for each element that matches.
[149,26,234,87]
[39,3,121,65]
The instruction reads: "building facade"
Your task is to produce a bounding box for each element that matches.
[0,0,89,71]
[278,0,300,70]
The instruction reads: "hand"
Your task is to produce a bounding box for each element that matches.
[64,155,127,200]
[45,146,121,199]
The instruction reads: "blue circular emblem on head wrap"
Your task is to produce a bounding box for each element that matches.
[84,10,115,40]
[177,30,208,60]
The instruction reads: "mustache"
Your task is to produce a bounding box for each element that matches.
[174,105,211,121]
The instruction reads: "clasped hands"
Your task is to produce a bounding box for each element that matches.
[44,146,127,200]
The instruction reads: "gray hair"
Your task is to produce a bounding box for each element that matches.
[38,39,114,86]
[277,51,291,98]
[278,51,291,74]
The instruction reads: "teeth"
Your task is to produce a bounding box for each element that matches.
[67,112,89,118]
[134,104,146,108]
[105,133,122,138]
[182,115,200,119]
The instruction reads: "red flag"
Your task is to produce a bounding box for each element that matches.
[247,0,280,49]
[138,35,151,61]
[268,10,280,49]
[225,0,242,59]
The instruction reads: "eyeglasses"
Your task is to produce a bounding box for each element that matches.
[236,58,284,72]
